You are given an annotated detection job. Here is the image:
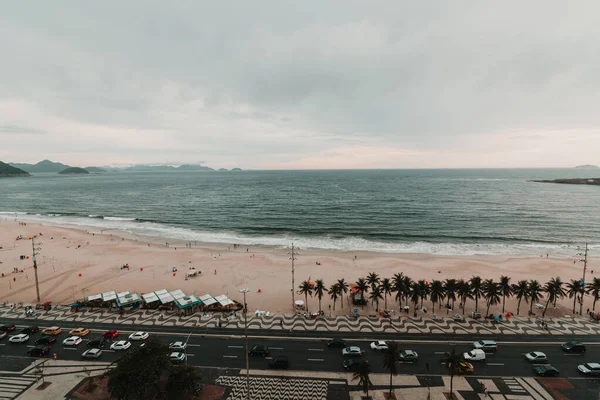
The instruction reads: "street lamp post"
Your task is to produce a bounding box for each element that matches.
[31,237,42,303]
[287,243,299,312]
[239,288,250,400]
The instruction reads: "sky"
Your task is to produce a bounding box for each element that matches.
[1,1,599,169]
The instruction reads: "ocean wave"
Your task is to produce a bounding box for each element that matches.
[0,211,596,256]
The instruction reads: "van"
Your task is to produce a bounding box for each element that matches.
[473,340,497,353]
[463,349,486,362]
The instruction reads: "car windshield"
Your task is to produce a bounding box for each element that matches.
[528,352,537,357]
[468,351,475,357]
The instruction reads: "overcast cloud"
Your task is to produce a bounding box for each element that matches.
[1,1,599,169]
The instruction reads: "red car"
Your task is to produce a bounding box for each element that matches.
[102,330,119,339]
[0,324,16,333]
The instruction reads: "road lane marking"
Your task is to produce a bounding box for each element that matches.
[265,357,273,360]
[270,347,283,350]
[563,354,582,356]
[186,354,195,357]
[103,350,115,353]
[308,358,324,361]
[26,345,35,348]
[434,352,445,354]
[487,363,504,366]
[223,355,238,358]
[308,348,324,351]
[187,344,201,347]
[228,345,243,349]
[62,348,78,351]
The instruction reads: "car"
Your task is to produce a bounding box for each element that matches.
[87,338,106,348]
[21,326,40,335]
[128,331,149,341]
[0,331,6,340]
[525,351,547,363]
[69,328,90,337]
[82,348,103,359]
[42,326,62,336]
[370,341,388,351]
[0,324,16,333]
[62,336,83,346]
[343,358,362,371]
[169,341,187,351]
[473,340,497,353]
[9,334,30,343]
[170,352,186,364]
[398,350,419,363]
[457,360,474,374]
[342,346,363,357]
[534,365,559,377]
[102,330,119,339]
[249,345,269,356]
[561,341,586,354]
[35,336,56,345]
[110,340,131,351]
[578,363,600,376]
[27,345,51,357]
[269,356,289,369]
[327,338,347,348]
[464,349,486,362]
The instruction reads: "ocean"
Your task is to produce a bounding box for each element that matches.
[1,169,599,255]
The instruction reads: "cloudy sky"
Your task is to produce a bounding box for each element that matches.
[1,2,599,169]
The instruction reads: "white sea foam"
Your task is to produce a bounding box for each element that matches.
[0,212,595,256]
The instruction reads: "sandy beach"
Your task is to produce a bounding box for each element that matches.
[0,219,596,317]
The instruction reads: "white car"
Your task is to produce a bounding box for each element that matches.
[0,331,7,340]
[370,341,388,351]
[128,332,149,341]
[578,363,600,376]
[525,351,547,363]
[110,340,132,351]
[9,334,30,343]
[63,336,83,346]
[82,348,103,359]
[464,349,486,362]
[342,346,363,357]
[169,341,187,351]
[170,352,186,363]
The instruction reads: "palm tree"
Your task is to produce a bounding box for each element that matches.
[587,278,600,312]
[528,280,543,315]
[402,275,412,307]
[552,277,566,307]
[512,280,529,316]
[441,347,464,398]
[499,276,512,314]
[444,278,458,313]
[337,279,349,310]
[482,279,501,316]
[355,278,369,309]
[542,277,563,317]
[429,280,445,311]
[352,361,374,399]
[366,272,380,288]
[566,279,584,315]
[382,341,400,398]
[417,280,430,309]
[409,281,421,316]
[470,276,483,313]
[369,285,384,312]
[329,284,340,311]
[298,280,313,312]
[392,273,406,308]
[380,278,393,310]
[457,279,472,315]
[313,279,326,313]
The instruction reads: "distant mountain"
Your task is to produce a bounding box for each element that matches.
[177,164,214,171]
[124,165,177,172]
[59,167,89,175]
[575,164,599,169]
[10,159,71,173]
[218,168,228,171]
[0,161,30,177]
[231,168,242,171]
[85,167,106,173]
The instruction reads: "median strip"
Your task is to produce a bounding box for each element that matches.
[308,348,324,351]
[307,358,324,362]
[223,355,237,359]
[228,345,243,349]
[487,363,504,366]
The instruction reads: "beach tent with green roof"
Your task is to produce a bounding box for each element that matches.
[175,295,200,309]
[117,293,141,307]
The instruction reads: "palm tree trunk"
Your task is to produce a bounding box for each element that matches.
[461,297,466,315]
[333,298,336,311]
[318,296,322,312]
[450,372,454,397]
[475,295,479,312]
[502,295,506,314]
[542,297,551,317]
[517,298,522,316]
[486,301,491,316]
[389,371,393,397]
[594,296,597,312]
[340,292,343,309]
[573,296,577,314]
[305,293,308,313]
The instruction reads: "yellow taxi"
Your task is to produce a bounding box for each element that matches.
[41,326,62,335]
[69,327,90,337]
[458,360,474,374]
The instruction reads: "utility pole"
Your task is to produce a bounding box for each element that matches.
[239,288,250,400]
[31,237,41,303]
[287,243,299,312]
[578,243,589,316]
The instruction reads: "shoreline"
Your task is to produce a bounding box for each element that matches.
[0,218,597,317]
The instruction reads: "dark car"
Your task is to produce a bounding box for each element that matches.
[0,324,16,333]
[87,337,106,348]
[327,338,347,348]
[249,345,269,356]
[561,341,586,354]
[27,345,51,357]
[343,359,362,371]
[398,350,419,363]
[35,336,56,345]
[21,326,40,335]
[269,356,289,369]
[534,365,559,377]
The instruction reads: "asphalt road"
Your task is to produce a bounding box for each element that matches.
[2,320,600,379]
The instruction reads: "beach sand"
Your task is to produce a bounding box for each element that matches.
[0,219,596,317]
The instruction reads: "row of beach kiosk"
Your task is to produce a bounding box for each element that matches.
[81,289,240,315]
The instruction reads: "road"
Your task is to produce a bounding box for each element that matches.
[2,318,600,379]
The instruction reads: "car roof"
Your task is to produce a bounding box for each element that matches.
[348,346,360,350]
[170,352,183,357]
[478,340,496,344]
[586,363,600,369]
[531,351,545,356]
[402,350,416,354]
[376,341,386,345]
[171,341,184,345]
